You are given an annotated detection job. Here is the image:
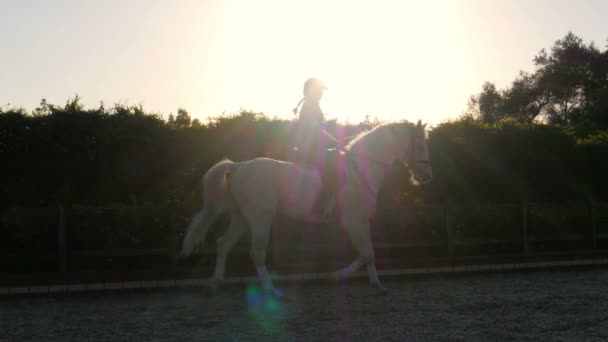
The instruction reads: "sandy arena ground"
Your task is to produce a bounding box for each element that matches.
[2,268,608,341]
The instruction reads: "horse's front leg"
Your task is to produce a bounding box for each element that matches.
[360,239,388,295]
[341,217,388,295]
[365,262,387,295]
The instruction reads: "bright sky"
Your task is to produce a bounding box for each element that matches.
[1,0,607,125]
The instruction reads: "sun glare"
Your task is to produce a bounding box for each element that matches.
[209,0,469,124]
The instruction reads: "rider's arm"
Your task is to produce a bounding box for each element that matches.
[321,128,336,142]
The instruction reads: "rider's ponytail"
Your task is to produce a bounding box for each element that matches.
[292,97,305,116]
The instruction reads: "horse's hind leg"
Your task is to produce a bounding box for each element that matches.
[247,213,283,298]
[332,219,366,280]
[332,259,362,280]
[209,213,246,291]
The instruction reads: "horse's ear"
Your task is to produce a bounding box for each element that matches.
[416,120,422,127]
[422,123,427,129]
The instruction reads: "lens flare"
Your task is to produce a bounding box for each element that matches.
[245,283,287,334]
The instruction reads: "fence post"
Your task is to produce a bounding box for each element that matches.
[521,198,529,257]
[167,201,177,268]
[445,204,454,259]
[57,204,67,273]
[271,220,279,269]
[590,198,597,249]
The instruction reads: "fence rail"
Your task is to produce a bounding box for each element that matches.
[1,200,608,280]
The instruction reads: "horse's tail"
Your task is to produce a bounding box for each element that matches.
[180,159,236,257]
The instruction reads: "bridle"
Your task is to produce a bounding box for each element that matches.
[342,125,431,196]
[405,127,432,170]
[344,150,391,197]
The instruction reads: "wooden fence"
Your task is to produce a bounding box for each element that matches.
[1,201,608,281]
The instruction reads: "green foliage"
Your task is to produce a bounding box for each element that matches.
[67,206,169,250]
[0,100,368,207]
[577,129,608,200]
[0,208,56,253]
[468,32,608,128]
[578,129,608,145]
[428,118,590,202]
[2,95,608,208]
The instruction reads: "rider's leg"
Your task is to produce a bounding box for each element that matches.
[312,152,335,217]
[313,175,331,215]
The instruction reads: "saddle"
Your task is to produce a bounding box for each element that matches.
[288,147,347,216]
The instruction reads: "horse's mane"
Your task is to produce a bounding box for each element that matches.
[218,157,233,164]
[346,121,415,151]
[345,124,382,150]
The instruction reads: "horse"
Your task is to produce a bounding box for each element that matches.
[179,120,432,297]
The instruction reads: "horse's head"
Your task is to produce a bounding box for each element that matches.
[390,120,432,186]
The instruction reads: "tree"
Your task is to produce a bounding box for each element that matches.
[468,32,608,128]
[534,32,601,124]
[175,108,191,127]
[501,72,548,123]
[477,82,504,123]
[32,98,53,116]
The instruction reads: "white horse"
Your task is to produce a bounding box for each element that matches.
[180,120,432,297]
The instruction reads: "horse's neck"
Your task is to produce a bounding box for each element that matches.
[347,156,388,197]
[348,129,395,165]
[347,132,394,196]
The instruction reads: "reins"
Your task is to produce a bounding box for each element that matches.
[345,151,393,197]
[342,124,431,196]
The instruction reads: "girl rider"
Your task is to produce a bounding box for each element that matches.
[292,78,336,216]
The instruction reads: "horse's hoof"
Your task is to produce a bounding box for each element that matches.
[329,272,342,282]
[372,284,389,296]
[204,278,221,295]
[267,288,289,301]
[377,286,389,296]
[330,270,351,283]
[271,288,286,300]
[202,287,215,296]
